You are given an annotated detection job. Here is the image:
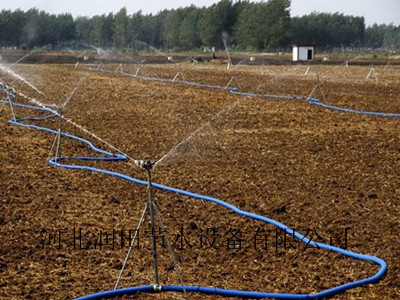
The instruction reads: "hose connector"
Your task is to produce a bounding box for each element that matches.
[153,284,162,292]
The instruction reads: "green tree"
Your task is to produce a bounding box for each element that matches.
[291,12,365,48]
[55,13,76,45]
[114,8,128,47]
[235,0,291,50]
[383,24,400,50]
[266,0,291,48]
[127,11,144,47]
[199,0,239,47]
[163,9,184,49]
[179,6,202,50]
[75,16,95,45]
[92,14,114,47]
[0,9,27,46]
[365,24,386,48]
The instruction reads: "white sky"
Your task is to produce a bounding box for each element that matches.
[1,0,399,26]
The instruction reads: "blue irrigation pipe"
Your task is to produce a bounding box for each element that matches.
[91,66,400,118]
[308,98,400,117]
[0,85,388,299]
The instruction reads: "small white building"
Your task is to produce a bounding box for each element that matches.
[292,44,315,61]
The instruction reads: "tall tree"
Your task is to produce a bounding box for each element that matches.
[0,3,395,51]
[55,14,76,44]
[91,14,114,47]
[291,12,365,48]
[235,0,291,50]
[163,9,184,49]
[199,0,238,47]
[114,8,128,48]
[383,24,400,50]
[75,16,95,45]
[179,6,202,50]
[365,24,386,48]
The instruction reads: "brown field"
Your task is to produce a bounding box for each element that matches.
[1,60,400,300]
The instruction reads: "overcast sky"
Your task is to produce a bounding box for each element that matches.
[1,0,399,26]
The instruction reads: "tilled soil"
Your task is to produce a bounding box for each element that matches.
[0,62,400,300]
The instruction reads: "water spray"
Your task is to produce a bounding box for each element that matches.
[222,33,233,71]
[0,80,142,168]
[10,48,42,67]
[0,64,44,95]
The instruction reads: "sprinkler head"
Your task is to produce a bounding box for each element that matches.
[136,160,153,171]
[57,105,64,115]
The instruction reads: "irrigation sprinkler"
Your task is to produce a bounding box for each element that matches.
[134,66,141,77]
[96,63,104,71]
[223,44,232,71]
[145,161,161,288]
[172,71,185,82]
[2,94,15,120]
[225,75,241,90]
[307,75,327,102]
[132,159,187,293]
[366,67,378,80]
[136,160,161,289]
[7,92,16,120]
[0,82,17,120]
[304,66,311,76]
[115,64,123,73]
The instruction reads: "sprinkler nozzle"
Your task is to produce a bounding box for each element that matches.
[136,160,153,170]
[57,105,64,115]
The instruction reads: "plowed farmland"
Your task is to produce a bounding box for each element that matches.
[1,60,400,299]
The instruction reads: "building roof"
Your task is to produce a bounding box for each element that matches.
[291,44,316,48]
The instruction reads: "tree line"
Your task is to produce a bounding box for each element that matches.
[0,0,399,51]
[292,12,400,50]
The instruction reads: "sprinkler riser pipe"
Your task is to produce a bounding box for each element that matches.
[146,165,160,286]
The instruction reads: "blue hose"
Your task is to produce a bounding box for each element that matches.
[308,98,400,117]
[91,66,400,117]
[0,85,388,299]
